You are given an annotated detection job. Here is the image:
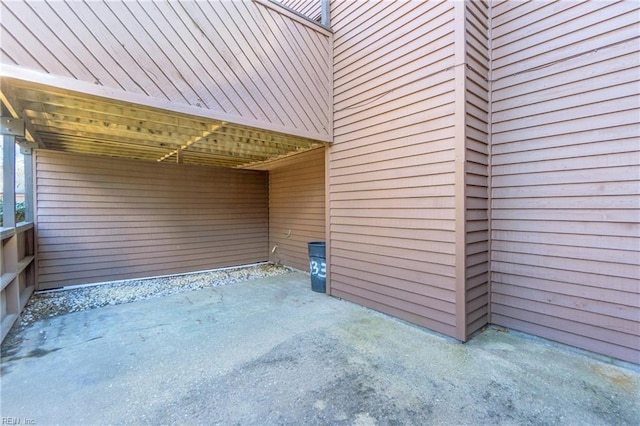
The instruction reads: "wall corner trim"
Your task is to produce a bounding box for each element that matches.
[453,0,468,342]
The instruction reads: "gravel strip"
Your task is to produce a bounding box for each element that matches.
[18,263,293,328]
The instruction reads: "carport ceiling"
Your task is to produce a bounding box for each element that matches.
[1,78,326,169]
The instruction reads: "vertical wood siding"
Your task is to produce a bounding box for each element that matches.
[267,148,326,271]
[465,0,490,337]
[0,0,331,141]
[35,150,268,289]
[329,0,459,337]
[490,1,640,363]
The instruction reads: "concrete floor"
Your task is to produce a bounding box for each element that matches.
[1,272,638,425]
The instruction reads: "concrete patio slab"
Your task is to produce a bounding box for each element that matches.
[1,272,638,425]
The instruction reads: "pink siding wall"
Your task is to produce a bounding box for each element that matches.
[267,148,326,271]
[11,0,639,364]
[464,0,491,337]
[329,0,459,337]
[35,150,269,289]
[0,0,331,141]
[276,0,322,22]
[490,1,640,364]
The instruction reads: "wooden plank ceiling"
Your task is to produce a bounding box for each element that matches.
[1,77,326,169]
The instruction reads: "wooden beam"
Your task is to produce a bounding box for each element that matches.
[3,135,16,228]
[253,0,332,34]
[176,123,223,151]
[33,125,180,149]
[14,90,222,135]
[42,142,167,159]
[184,145,268,161]
[222,124,320,146]
[26,116,182,145]
[22,148,34,222]
[216,128,317,151]
[0,84,46,148]
[41,144,163,160]
[20,102,212,139]
[38,131,176,150]
[238,145,326,170]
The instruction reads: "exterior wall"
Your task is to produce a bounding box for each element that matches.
[0,0,331,141]
[464,0,491,337]
[35,150,268,289]
[266,148,326,271]
[8,0,638,364]
[277,0,322,22]
[490,1,640,363]
[329,0,459,337]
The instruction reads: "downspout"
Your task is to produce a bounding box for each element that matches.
[321,0,330,28]
[324,0,332,295]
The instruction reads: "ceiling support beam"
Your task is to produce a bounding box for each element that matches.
[158,123,224,163]
[0,86,46,148]
[2,76,328,168]
[2,134,17,228]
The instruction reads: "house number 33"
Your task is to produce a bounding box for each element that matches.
[310,260,326,279]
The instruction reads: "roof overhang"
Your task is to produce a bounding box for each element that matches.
[1,71,329,169]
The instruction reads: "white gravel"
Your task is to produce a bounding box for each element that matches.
[18,263,293,327]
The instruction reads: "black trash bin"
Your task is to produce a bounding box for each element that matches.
[307,241,326,293]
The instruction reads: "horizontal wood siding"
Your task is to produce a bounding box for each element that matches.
[35,150,268,289]
[465,0,490,337]
[490,0,640,363]
[268,148,326,271]
[330,0,459,337]
[0,0,331,141]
